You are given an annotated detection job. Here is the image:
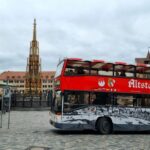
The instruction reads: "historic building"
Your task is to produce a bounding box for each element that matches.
[135,51,150,64]
[0,71,55,94]
[135,51,150,106]
[0,20,55,94]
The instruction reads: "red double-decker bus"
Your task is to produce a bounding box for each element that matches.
[50,58,150,134]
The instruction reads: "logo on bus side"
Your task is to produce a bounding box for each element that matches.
[108,78,115,87]
[98,78,116,88]
[98,80,105,87]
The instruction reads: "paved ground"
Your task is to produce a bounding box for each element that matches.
[0,111,150,150]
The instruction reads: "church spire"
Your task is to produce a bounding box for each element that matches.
[147,47,150,59]
[31,19,39,54]
[33,19,36,41]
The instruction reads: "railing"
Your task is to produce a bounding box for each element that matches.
[10,93,52,108]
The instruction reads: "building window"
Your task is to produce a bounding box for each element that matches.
[48,80,53,83]
[43,80,47,83]
[9,80,13,83]
[15,80,19,83]
[51,75,54,79]
[20,80,24,83]
[43,85,48,88]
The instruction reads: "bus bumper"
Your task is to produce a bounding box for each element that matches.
[50,119,63,129]
[49,119,94,130]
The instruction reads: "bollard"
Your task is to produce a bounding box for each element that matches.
[0,95,3,128]
[8,93,11,129]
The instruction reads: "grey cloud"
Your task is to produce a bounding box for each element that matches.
[1,0,150,72]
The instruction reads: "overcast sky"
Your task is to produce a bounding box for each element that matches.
[0,0,150,72]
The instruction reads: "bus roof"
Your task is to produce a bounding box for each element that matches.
[63,58,150,72]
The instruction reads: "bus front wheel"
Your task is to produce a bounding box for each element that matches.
[97,117,113,134]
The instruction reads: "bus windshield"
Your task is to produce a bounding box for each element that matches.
[55,61,64,77]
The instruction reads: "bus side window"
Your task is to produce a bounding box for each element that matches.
[75,67,85,75]
[68,69,74,75]
[141,98,150,107]
[99,70,113,76]
[91,69,98,75]
[68,94,77,104]
[90,93,96,104]
[116,71,120,76]
[117,95,133,107]
[125,72,134,77]
[65,68,75,75]
[92,93,107,105]
[119,70,126,77]
[145,74,150,79]
[84,93,89,104]
[137,73,144,78]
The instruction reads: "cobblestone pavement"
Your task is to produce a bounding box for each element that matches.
[0,111,150,150]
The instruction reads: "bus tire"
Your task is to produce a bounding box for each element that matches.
[97,117,113,134]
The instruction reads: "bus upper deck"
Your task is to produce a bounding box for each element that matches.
[54,58,150,95]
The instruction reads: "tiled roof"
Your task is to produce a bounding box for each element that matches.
[0,71,26,80]
[0,71,55,80]
[135,58,150,64]
[135,51,150,64]
[41,71,55,79]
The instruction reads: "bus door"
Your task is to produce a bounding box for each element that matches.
[51,91,62,113]
[63,91,98,126]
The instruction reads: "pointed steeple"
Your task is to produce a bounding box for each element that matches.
[33,19,36,41]
[30,19,39,54]
[25,19,41,95]
[147,48,150,59]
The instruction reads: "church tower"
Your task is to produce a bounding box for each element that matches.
[25,19,42,95]
[135,50,150,64]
